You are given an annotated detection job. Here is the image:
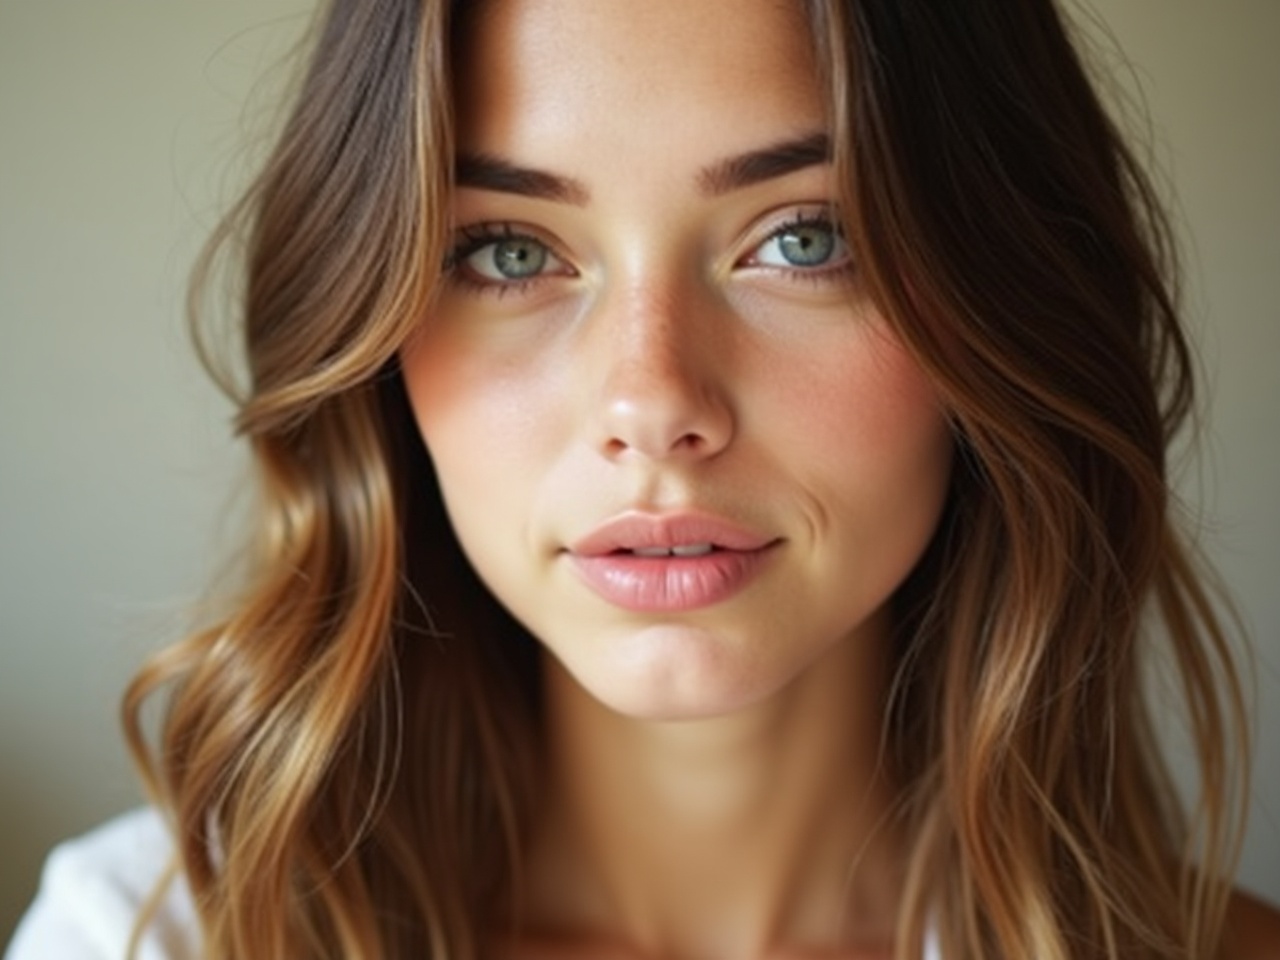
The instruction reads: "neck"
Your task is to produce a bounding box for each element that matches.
[520,620,902,960]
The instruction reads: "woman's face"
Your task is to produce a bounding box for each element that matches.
[402,0,953,720]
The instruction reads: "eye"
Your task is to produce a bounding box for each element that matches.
[467,236,553,280]
[447,224,573,288]
[749,215,850,271]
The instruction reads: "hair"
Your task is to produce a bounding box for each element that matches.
[124,0,1249,958]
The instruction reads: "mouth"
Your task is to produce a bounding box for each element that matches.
[568,512,775,559]
[564,513,778,612]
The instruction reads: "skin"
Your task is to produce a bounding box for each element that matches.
[402,0,950,956]
[400,0,1280,958]
[406,0,952,728]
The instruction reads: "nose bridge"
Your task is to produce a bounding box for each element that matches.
[614,280,693,386]
[589,269,732,462]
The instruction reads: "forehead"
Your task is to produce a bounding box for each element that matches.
[451,0,827,159]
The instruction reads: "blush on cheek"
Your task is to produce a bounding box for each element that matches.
[859,353,951,455]
[403,336,558,474]
[776,326,950,474]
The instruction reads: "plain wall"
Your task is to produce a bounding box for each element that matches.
[1,0,1277,945]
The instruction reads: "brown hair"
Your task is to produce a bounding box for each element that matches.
[125,1,1248,957]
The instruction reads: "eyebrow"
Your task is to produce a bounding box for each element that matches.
[454,131,831,206]
[455,153,590,205]
[697,131,831,196]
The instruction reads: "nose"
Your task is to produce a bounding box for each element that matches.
[588,281,734,463]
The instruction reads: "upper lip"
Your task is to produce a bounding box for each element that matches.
[568,511,776,556]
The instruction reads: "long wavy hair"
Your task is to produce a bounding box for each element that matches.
[124,0,1249,957]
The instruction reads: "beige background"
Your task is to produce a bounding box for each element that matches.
[1,0,1277,944]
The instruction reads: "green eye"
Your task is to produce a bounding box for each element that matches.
[780,224,834,265]
[468,236,550,280]
[754,218,848,269]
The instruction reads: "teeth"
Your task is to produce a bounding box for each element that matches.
[672,543,714,557]
[630,543,715,558]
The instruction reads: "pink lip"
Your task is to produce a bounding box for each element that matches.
[566,512,779,613]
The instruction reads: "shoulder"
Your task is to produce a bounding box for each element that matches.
[5,807,199,960]
[1220,888,1280,960]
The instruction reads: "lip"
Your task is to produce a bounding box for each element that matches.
[565,512,779,612]
[569,512,775,556]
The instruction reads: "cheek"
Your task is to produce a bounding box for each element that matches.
[766,326,952,485]
[399,334,570,590]
[399,331,561,495]
[763,324,954,596]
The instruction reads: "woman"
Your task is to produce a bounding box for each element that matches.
[9,0,1279,957]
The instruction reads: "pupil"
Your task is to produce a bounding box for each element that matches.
[494,238,546,279]
[779,225,833,267]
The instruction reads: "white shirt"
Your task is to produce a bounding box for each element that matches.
[6,809,198,960]
[8,808,943,959]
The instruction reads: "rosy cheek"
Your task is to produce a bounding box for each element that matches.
[767,323,950,476]
[401,336,562,488]
[852,345,949,452]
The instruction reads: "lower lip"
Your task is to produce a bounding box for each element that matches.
[567,546,775,613]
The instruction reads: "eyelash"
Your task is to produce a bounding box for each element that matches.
[443,210,851,297]
[443,223,571,298]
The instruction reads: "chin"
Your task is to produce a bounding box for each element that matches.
[556,622,811,722]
